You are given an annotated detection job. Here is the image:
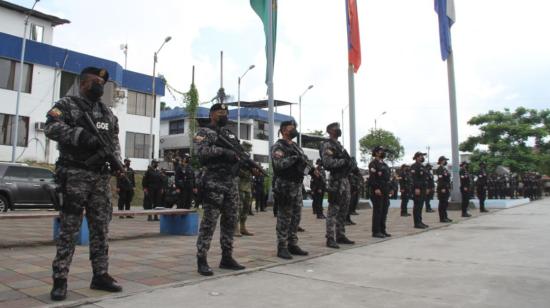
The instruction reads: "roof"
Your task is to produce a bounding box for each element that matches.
[0,0,70,26]
[225,99,295,108]
[161,107,294,123]
[0,32,164,95]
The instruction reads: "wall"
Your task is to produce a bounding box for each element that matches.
[0,9,54,44]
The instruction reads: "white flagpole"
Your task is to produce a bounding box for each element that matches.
[348,64,356,157]
[447,52,461,202]
[267,0,275,202]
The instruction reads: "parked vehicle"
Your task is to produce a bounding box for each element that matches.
[0,163,57,212]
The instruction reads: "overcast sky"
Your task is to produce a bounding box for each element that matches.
[12,0,550,164]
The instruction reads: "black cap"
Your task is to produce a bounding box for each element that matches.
[280,120,297,130]
[326,122,340,132]
[372,146,385,156]
[316,159,322,165]
[124,158,131,162]
[210,103,227,113]
[438,156,448,163]
[460,161,468,167]
[80,67,109,82]
[413,151,427,160]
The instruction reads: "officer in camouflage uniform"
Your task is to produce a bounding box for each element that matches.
[435,156,452,223]
[236,142,254,237]
[320,122,355,249]
[271,120,309,259]
[194,103,247,276]
[45,67,122,301]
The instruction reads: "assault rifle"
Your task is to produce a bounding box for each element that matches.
[289,141,314,175]
[216,132,267,176]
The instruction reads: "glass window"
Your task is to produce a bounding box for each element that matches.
[4,166,30,180]
[169,120,185,135]
[29,24,44,42]
[127,90,155,117]
[253,154,269,164]
[125,132,135,158]
[0,113,29,146]
[28,168,54,180]
[125,132,154,159]
[101,81,115,107]
[0,57,32,93]
[254,120,269,140]
[136,93,146,116]
[146,94,155,117]
[60,71,79,97]
[127,91,137,114]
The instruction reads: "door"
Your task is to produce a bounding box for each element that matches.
[3,166,33,204]
[28,168,55,205]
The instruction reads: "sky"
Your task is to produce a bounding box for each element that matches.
[11,0,550,165]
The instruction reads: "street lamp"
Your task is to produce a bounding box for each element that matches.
[149,36,172,163]
[374,111,387,131]
[298,84,314,147]
[11,0,40,163]
[237,64,255,140]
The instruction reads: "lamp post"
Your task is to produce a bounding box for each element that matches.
[374,111,387,145]
[150,36,171,163]
[120,43,128,69]
[11,0,39,163]
[237,64,255,140]
[298,84,314,147]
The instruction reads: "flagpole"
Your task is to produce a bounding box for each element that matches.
[267,0,275,202]
[447,52,461,202]
[348,64,356,157]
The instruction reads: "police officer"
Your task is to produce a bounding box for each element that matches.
[143,159,163,221]
[253,175,266,212]
[311,159,327,219]
[435,156,452,223]
[194,103,247,276]
[411,152,429,229]
[236,142,254,237]
[175,154,196,209]
[424,164,435,213]
[476,162,489,213]
[320,122,355,249]
[271,120,309,259]
[45,67,122,301]
[398,164,412,217]
[117,158,135,218]
[368,146,392,238]
[348,167,363,218]
[459,162,472,217]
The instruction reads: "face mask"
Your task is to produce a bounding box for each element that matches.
[443,161,448,166]
[380,152,386,159]
[289,129,299,139]
[87,83,104,101]
[335,129,342,137]
[217,115,228,127]
[420,157,425,163]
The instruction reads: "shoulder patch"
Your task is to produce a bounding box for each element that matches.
[370,167,376,172]
[48,107,62,118]
[273,150,284,159]
[324,149,334,156]
[193,135,205,142]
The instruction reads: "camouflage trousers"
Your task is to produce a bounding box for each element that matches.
[326,177,350,240]
[238,190,251,225]
[274,178,302,248]
[196,175,238,258]
[52,168,112,279]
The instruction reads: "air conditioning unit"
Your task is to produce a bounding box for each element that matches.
[35,122,46,131]
[115,89,126,99]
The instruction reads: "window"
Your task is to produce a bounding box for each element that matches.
[4,166,29,180]
[125,132,154,159]
[0,113,29,146]
[226,122,251,140]
[253,154,269,164]
[0,57,33,93]
[127,90,155,117]
[29,24,44,42]
[28,168,54,181]
[254,120,269,140]
[169,120,185,135]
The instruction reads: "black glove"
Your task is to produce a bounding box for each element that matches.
[78,130,100,150]
[222,148,238,162]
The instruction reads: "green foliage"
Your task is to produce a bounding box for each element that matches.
[184,83,200,153]
[359,129,404,164]
[460,107,550,174]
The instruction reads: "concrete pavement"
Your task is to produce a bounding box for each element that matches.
[87,198,550,308]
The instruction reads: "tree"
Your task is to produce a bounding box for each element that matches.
[359,129,404,164]
[460,107,550,174]
[184,82,199,153]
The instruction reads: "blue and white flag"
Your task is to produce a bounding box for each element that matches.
[435,0,455,61]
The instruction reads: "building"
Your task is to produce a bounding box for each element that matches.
[159,106,323,167]
[0,1,164,170]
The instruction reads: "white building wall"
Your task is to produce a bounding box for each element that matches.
[0,9,55,44]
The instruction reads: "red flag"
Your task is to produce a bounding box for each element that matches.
[346,0,361,73]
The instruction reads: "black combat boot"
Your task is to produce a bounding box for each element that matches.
[480,206,489,213]
[277,246,293,259]
[462,211,472,217]
[382,232,392,237]
[90,273,122,292]
[326,238,340,249]
[50,278,67,301]
[197,256,213,276]
[336,236,356,244]
[219,253,245,270]
[372,232,386,238]
[288,244,309,256]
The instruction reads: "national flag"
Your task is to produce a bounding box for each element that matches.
[250,0,277,82]
[435,0,456,61]
[346,0,361,73]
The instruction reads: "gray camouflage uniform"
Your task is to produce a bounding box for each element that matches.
[320,139,351,240]
[45,96,120,280]
[195,125,240,258]
[271,139,305,248]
